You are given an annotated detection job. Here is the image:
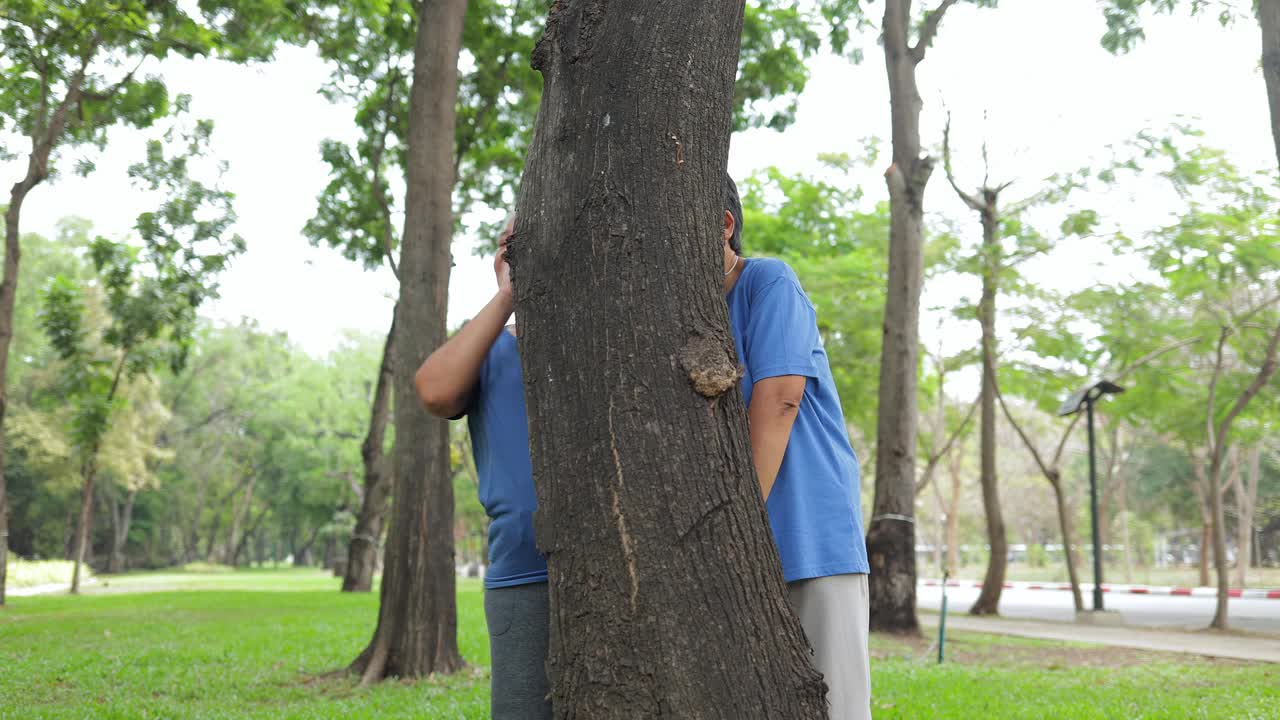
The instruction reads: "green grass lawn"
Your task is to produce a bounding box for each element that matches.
[1,569,1276,719]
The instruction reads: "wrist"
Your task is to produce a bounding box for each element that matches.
[494,288,515,314]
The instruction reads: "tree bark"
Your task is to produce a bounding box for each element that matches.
[348,0,466,683]
[508,1,828,715]
[343,307,396,593]
[1262,0,1280,170]
[868,0,956,636]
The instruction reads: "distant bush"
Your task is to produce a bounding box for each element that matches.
[7,556,87,589]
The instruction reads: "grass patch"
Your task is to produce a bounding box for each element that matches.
[1,569,1275,719]
[6,556,88,589]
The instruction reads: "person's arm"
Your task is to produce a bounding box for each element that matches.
[415,247,513,418]
[748,375,807,501]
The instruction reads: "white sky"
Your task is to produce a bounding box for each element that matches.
[6,3,1272,392]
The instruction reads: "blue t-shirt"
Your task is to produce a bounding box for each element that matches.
[727,257,870,583]
[462,330,548,589]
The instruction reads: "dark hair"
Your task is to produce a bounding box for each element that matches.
[725,174,743,255]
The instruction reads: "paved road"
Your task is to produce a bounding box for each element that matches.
[917,584,1280,635]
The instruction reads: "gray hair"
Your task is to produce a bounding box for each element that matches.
[725,175,743,254]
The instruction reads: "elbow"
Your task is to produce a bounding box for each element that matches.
[415,363,461,418]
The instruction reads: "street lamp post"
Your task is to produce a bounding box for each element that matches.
[1058,379,1125,612]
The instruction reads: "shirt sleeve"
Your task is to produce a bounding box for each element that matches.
[743,277,820,382]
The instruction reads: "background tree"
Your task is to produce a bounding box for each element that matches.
[39,118,242,592]
[0,0,304,604]
[866,0,995,634]
[346,0,468,684]
[509,0,827,714]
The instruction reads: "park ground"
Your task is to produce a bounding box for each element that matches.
[1,568,1277,719]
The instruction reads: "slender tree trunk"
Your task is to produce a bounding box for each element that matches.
[970,200,1007,616]
[1051,476,1085,611]
[509,1,828,715]
[1235,445,1260,585]
[226,475,258,565]
[1193,474,1213,586]
[205,509,224,563]
[294,525,321,568]
[349,0,466,683]
[1208,449,1232,628]
[344,307,396,593]
[1118,467,1133,583]
[1262,0,1280,170]
[109,488,137,574]
[69,459,100,594]
[946,449,963,576]
[233,507,267,567]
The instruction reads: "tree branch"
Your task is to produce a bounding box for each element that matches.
[916,394,979,496]
[942,112,984,212]
[1211,322,1280,473]
[911,0,962,63]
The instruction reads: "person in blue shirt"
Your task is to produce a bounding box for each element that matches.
[721,175,871,720]
[416,178,869,719]
[414,216,551,720]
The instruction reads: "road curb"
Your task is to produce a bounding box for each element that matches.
[920,578,1280,600]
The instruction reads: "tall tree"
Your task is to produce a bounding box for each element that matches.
[867,0,993,634]
[347,0,468,683]
[939,118,1098,613]
[509,1,827,715]
[1100,0,1280,170]
[40,118,243,592]
[0,0,300,605]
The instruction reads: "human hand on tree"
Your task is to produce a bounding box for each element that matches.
[494,220,514,299]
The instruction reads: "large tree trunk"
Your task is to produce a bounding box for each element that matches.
[1051,476,1086,611]
[343,307,396,593]
[508,1,827,715]
[868,0,951,636]
[1262,0,1280,170]
[970,200,1007,616]
[348,0,466,684]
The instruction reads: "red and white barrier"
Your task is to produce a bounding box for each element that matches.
[920,578,1280,600]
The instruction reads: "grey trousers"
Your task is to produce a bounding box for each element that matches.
[484,582,553,720]
[788,573,872,720]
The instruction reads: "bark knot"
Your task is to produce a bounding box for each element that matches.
[679,334,742,398]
